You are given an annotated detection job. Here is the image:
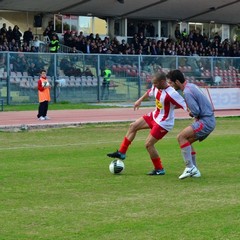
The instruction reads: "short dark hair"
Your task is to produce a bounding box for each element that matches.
[168,69,185,83]
[166,70,172,79]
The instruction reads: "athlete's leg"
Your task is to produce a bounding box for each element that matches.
[106,84,110,100]
[119,117,149,154]
[101,84,106,99]
[191,146,197,167]
[107,117,149,159]
[145,125,168,171]
[177,125,197,168]
[177,126,200,179]
[145,134,164,169]
[43,101,48,117]
[38,101,45,118]
[125,117,149,142]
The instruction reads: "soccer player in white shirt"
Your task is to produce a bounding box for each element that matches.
[107,72,187,175]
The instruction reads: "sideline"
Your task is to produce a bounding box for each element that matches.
[0,108,239,131]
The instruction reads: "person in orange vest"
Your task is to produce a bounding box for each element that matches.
[37,69,51,120]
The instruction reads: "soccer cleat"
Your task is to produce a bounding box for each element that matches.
[179,166,198,179]
[38,116,45,121]
[44,116,50,120]
[191,169,201,178]
[107,150,126,160]
[147,169,165,175]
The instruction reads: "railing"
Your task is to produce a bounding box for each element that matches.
[37,38,83,54]
[0,52,239,105]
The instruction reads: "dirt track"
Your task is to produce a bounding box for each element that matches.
[0,108,239,130]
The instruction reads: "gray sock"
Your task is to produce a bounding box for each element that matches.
[192,153,197,167]
[181,145,194,168]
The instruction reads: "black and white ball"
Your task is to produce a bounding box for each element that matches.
[109,159,125,174]
[42,81,50,87]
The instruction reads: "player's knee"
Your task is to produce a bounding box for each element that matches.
[129,122,137,132]
[145,140,152,150]
[177,133,182,143]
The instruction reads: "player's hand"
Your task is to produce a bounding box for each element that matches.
[134,100,141,111]
[189,112,194,118]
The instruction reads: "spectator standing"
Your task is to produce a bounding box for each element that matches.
[12,25,22,47]
[43,21,54,41]
[146,22,155,37]
[63,30,72,47]
[0,23,7,36]
[43,26,53,41]
[6,26,13,42]
[37,69,51,120]
[101,65,112,100]
[23,27,33,46]
[174,26,181,41]
[127,22,136,37]
[214,32,221,43]
[182,28,188,42]
[49,35,59,53]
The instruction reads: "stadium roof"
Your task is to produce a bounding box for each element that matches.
[1,0,240,25]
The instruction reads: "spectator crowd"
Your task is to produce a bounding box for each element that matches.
[61,24,240,57]
[0,22,240,58]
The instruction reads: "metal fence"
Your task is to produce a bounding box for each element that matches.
[0,52,239,105]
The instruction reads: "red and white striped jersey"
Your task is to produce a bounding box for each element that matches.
[147,85,187,131]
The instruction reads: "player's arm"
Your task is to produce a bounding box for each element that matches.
[169,91,187,110]
[38,80,44,91]
[185,94,200,118]
[134,90,149,111]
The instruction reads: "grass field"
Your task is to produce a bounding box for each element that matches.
[2,103,110,112]
[0,118,240,240]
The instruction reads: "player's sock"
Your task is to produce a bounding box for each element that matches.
[119,137,131,154]
[191,149,197,167]
[151,157,164,170]
[180,142,193,168]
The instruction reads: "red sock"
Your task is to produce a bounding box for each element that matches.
[119,137,131,154]
[180,141,191,149]
[151,157,164,170]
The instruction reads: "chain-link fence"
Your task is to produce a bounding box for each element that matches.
[0,52,239,105]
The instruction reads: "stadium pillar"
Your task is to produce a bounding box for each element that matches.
[107,18,115,39]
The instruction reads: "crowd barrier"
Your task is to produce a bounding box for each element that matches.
[0,52,239,109]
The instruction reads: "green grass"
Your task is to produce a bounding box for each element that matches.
[2,103,113,112]
[0,118,240,240]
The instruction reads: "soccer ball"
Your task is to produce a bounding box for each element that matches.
[42,81,50,87]
[109,159,125,174]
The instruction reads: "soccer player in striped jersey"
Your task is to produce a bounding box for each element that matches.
[167,69,216,179]
[107,72,187,175]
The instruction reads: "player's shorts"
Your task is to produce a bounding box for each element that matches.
[191,116,216,141]
[143,113,168,140]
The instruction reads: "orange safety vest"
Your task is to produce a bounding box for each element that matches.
[38,77,51,102]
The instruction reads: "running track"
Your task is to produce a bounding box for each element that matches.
[0,108,239,130]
